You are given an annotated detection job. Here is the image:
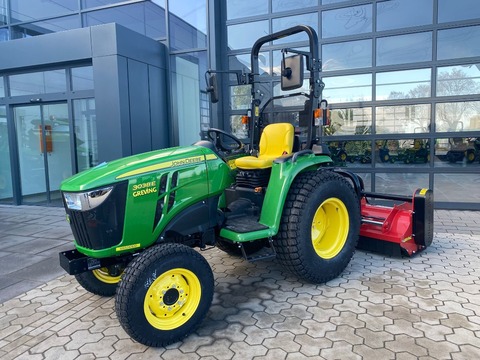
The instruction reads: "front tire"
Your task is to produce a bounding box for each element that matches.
[276,171,360,284]
[75,267,123,296]
[115,243,214,347]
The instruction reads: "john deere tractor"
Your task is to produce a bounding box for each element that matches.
[59,25,433,347]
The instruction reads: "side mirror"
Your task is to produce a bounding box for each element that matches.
[281,54,304,91]
[206,73,219,103]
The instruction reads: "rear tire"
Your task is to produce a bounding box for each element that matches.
[75,267,123,297]
[276,171,360,284]
[115,243,214,347]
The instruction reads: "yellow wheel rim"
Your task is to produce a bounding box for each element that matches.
[467,153,475,162]
[340,153,347,161]
[311,197,349,259]
[92,268,122,284]
[144,268,201,330]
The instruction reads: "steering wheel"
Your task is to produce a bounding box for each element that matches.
[207,128,244,155]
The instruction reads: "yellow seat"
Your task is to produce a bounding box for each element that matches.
[235,123,294,170]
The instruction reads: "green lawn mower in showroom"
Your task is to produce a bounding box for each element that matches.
[59,25,433,347]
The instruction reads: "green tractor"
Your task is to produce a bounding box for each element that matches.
[59,25,431,347]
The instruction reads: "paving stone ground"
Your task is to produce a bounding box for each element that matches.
[0,207,479,359]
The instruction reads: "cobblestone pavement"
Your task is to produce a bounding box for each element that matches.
[0,208,479,359]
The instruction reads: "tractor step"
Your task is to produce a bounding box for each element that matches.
[240,238,276,262]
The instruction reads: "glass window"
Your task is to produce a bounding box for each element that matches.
[376,104,431,134]
[11,16,81,39]
[227,0,268,19]
[73,99,98,172]
[230,115,249,139]
[437,65,480,97]
[229,52,270,76]
[377,0,432,31]
[9,70,66,96]
[169,0,206,50]
[0,105,12,202]
[437,26,480,61]
[10,0,78,23]
[273,0,318,12]
[227,21,268,50]
[326,107,372,136]
[71,66,94,91]
[0,29,7,42]
[230,85,251,110]
[272,13,318,44]
[377,32,432,66]
[323,73,372,103]
[0,76,4,97]
[434,174,480,203]
[435,101,480,132]
[438,0,480,23]
[322,39,372,71]
[273,80,310,107]
[376,173,429,195]
[326,140,372,166]
[376,69,431,101]
[145,1,166,39]
[83,3,163,39]
[171,51,207,146]
[82,0,128,9]
[322,0,348,4]
[435,137,479,167]
[1,2,7,26]
[322,4,372,39]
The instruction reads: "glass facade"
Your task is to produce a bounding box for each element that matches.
[224,0,480,209]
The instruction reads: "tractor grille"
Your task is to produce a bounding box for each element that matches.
[64,182,128,250]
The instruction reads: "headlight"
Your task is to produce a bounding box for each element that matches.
[63,186,113,211]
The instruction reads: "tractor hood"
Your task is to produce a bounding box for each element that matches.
[61,146,211,192]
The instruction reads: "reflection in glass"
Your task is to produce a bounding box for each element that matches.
[435,137,479,166]
[230,85,251,110]
[10,0,77,23]
[377,0,432,31]
[0,28,8,42]
[326,140,372,166]
[71,66,94,91]
[0,76,4,97]
[273,81,310,107]
[169,0,206,50]
[322,5,372,38]
[376,105,431,134]
[83,3,166,40]
[82,0,128,9]
[434,174,480,203]
[229,52,270,76]
[10,70,66,96]
[0,105,12,202]
[326,107,372,136]
[323,74,372,103]
[438,0,480,23]
[1,2,7,26]
[376,139,430,166]
[230,115,249,139]
[376,173,429,196]
[437,65,480,97]
[227,0,268,19]
[272,13,318,44]
[172,52,207,146]
[435,101,480,132]
[273,0,317,12]
[377,32,432,66]
[11,16,81,39]
[322,39,372,71]
[437,26,480,60]
[376,68,431,100]
[73,99,98,172]
[227,21,269,50]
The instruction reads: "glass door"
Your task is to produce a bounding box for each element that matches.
[13,103,72,205]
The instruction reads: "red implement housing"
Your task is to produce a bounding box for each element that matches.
[358,189,434,257]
